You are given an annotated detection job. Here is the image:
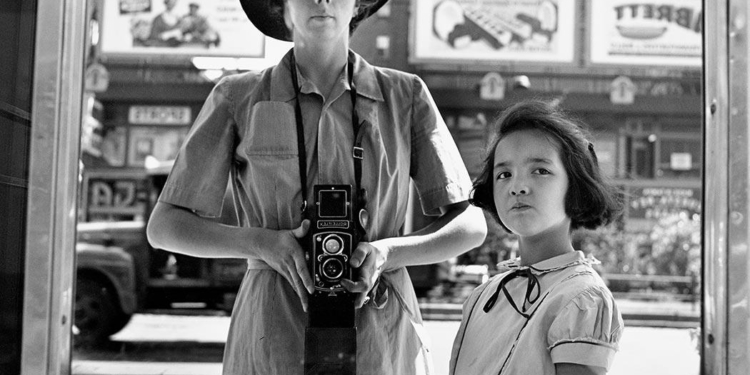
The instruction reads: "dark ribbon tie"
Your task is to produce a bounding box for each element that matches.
[483,268,541,319]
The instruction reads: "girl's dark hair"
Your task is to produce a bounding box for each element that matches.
[469,100,623,232]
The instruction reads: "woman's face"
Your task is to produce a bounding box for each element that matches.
[284,0,358,43]
[492,129,570,237]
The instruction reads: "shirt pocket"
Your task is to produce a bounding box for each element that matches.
[241,102,301,229]
[244,102,297,156]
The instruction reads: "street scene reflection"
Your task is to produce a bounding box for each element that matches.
[72,0,702,374]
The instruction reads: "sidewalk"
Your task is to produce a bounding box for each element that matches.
[72,298,700,375]
[73,361,221,375]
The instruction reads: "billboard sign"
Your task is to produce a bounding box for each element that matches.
[411,0,576,64]
[588,0,702,66]
[101,0,264,58]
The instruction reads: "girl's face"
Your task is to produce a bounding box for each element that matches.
[492,129,570,237]
[284,0,358,43]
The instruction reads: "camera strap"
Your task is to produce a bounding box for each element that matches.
[290,51,367,232]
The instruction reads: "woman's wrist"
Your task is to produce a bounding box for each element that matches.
[370,238,397,271]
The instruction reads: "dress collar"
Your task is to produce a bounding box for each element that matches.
[270,48,384,103]
[496,251,599,275]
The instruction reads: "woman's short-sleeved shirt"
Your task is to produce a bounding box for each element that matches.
[160,49,470,235]
[449,251,623,375]
[158,49,472,374]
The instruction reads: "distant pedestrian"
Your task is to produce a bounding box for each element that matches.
[449,100,624,375]
[179,2,221,47]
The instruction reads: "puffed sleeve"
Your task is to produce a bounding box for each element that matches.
[547,286,623,370]
[408,75,472,215]
[158,76,236,217]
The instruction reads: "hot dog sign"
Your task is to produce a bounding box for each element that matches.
[589,0,702,66]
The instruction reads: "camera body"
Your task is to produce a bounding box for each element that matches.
[304,185,359,374]
[307,184,358,299]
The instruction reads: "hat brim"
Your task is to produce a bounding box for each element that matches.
[239,0,388,42]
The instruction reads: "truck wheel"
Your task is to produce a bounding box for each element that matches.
[108,309,133,335]
[74,278,122,344]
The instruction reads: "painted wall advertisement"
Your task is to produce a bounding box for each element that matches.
[589,0,702,66]
[101,0,264,57]
[411,0,576,63]
[82,171,147,221]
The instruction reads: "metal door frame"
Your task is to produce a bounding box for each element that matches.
[21,0,88,373]
[703,0,750,373]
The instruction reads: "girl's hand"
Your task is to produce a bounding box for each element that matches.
[256,220,314,312]
[341,241,389,308]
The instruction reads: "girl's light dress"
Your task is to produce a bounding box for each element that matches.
[450,251,623,374]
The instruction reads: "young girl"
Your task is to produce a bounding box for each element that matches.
[449,100,624,375]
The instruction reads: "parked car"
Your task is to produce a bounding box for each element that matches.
[74,162,246,344]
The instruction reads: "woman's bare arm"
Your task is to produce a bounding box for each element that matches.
[147,201,314,310]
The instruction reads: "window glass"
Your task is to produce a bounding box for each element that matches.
[0,0,35,373]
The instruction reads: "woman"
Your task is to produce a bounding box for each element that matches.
[146,0,487,373]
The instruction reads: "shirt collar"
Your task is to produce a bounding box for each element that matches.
[269,48,384,103]
[349,50,384,102]
[496,251,599,275]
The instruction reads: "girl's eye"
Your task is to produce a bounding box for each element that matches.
[534,168,551,175]
[496,171,511,180]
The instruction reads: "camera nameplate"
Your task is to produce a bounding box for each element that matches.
[317,220,350,229]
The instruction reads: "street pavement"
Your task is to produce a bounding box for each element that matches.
[73,302,700,375]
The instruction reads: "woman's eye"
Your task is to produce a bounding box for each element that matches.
[534,168,551,175]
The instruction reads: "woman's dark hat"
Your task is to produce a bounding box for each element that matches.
[239,0,388,41]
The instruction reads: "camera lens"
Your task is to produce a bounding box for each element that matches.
[321,258,344,280]
[323,235,343,254]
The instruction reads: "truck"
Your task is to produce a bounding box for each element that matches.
[74,162,246,344]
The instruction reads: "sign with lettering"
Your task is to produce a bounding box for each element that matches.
[589,0,702,66]
[129,106,191,125]
[628,186,701,220]
[83,172,147,221]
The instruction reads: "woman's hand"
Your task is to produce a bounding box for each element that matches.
[341,241,390,308]
[255,220,315,312]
